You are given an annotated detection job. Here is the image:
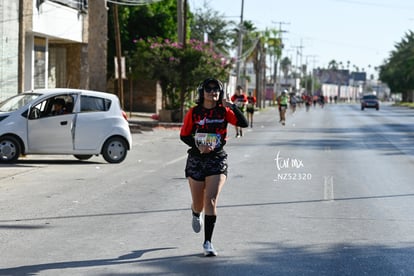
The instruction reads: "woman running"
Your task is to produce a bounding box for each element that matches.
[180,78,248,256]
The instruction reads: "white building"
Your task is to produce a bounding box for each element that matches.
[0,0,107,101]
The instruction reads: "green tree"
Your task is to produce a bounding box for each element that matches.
[190,2,233,56]
[301,74,321,94]
[133,37,233,119]
[281,56,292,83]
[231,20,257,85]
[266,29,283,87]
[107,0,179,78]
[379,31,414,102]
[327,60,339,70]
[244,28,282,108]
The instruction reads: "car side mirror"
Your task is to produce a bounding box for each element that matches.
[28,107,41,119]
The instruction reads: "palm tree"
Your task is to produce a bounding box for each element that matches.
[264,28,283,82]
[238,27,282,108]
[327,60,339,70]
[237,20,258,86]
[281,57,292,83]
[353,64,360,72]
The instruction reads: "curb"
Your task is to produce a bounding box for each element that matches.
[129,120,182,133]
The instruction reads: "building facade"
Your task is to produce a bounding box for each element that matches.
[0,1,19,100]
[0,0,107,101]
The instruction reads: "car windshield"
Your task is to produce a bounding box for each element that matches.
[0,93,42,112]
[363,95,377,100]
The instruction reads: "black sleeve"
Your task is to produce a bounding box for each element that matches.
[180,135,196,148]
[231,104,248,128]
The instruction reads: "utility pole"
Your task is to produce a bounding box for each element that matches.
[177,0,187,121]
[292,44,304,77]
[299,39,304,78]
[292,42,304,93]
[271,21,289,96]
[113,3,124,108]
[305,55,317,95]
[177,0,184,45]
[182,0,187,48]
[235,0,244,86]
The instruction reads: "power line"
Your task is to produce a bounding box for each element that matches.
[106,0,163,5]
[333,0,414,10]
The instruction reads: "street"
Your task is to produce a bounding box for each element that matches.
[1,102,414,275]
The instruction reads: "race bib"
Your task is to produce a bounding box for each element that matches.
[235,101,244,107]
[194,133,221,149]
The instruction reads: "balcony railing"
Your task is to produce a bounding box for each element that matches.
[47,0,88,12]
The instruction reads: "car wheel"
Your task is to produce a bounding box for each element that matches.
[102,137,128,163]
[74,154,93,161]
[361,106,364,110]
[0,136,21,163]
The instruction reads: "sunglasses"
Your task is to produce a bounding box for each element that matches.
[204,86,220,93]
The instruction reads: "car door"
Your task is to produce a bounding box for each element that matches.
[73,94,111,150]
[27,96,75,153]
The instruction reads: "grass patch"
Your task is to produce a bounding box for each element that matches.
[397,102,414,108]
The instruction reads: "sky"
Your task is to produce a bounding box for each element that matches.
[189,0,414,77]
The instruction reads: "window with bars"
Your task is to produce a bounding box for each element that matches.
[40,0,88,12]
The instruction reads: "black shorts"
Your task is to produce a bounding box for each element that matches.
[185,151,228,181]
[246,107,254,113]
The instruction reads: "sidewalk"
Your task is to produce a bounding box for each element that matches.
[127,112,182,133]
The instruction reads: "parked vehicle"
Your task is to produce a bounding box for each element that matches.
[361,94,380,110]
[0,88,132,163]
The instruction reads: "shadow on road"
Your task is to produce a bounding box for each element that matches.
[1,191,414,275]
[0,159,103,168]
[1,192,414,223]
[247,122,414,157]
[0,242,413,275]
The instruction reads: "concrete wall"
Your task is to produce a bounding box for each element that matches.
[119,78,161,113]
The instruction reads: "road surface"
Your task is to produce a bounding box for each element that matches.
[1,102,413,275]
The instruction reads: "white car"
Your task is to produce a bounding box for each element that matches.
[0,88,132,163]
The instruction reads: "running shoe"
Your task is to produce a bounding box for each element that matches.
[203,241,217,257]
[192,211,203,233]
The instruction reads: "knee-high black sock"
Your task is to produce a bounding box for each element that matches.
[204,215,217,243]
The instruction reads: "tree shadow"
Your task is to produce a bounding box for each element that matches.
[1,243,413,275]
[1,192,414,275]
[0,248,176,276]
[0,224,49,230]
[246,122,414,156]
[1,192,414,224]
[18,159,103,165]
[0,159,103,168]
[234,242,414,275]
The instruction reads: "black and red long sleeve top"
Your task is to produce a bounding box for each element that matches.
[180,104,248,155]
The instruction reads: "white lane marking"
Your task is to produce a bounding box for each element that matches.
[324,176,334,202]
[163,155,188,167]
